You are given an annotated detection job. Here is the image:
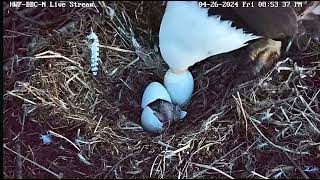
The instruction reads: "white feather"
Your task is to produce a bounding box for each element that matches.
[40,134,53,145]
[87,30,100,76]
[159,1,261,71]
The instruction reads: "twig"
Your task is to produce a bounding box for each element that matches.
[251,171,269,179]
[248,117,309,155]
[157,141,175,149]
[48,130,81,152]
[192,163,235,179]
[165,142,191,158]
[4,144,63,179]
[150,155,161,178]
[283,151,310,179]
[5,29,33,37]
[6,91,37,105]
[34,50,83,70]
[99,44,134,53]
[301,112,320,134]
[235,92,248,138]
[94,115,103,133]
[192,142,245,178]
[299,95,320,118]
[11,10,48,28]
[106,153,134,177]
[15,142,22,179]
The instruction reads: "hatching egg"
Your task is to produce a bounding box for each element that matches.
[140,82,187,133]
[141,106,165,133]
[141,82,172,108]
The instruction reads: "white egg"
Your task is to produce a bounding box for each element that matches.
[163,69,194,106]
[141,106,164,133]
[141,82,172,109]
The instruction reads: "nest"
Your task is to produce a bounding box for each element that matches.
[3,1,320,179]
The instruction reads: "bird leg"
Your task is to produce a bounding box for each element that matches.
[248,38,282,74]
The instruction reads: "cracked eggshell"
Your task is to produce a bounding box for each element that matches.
[141,106,164,133]
[141,82,172,108]
[140,82,172,133]
[180,111,187,119]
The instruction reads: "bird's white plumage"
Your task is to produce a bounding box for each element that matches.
[159,1,261,72]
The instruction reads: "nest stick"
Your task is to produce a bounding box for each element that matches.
[4,144,62,179]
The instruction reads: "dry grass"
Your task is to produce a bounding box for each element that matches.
[3,1,320,179]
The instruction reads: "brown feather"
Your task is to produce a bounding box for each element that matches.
[205,1,298,39]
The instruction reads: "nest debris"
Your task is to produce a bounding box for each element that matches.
[3,1,320,179]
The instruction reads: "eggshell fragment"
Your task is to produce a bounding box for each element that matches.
[180,111,187,119]
[141,106,164,133]
[141,82,172,109]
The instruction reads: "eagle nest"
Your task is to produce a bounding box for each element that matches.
[3,1,320,179]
